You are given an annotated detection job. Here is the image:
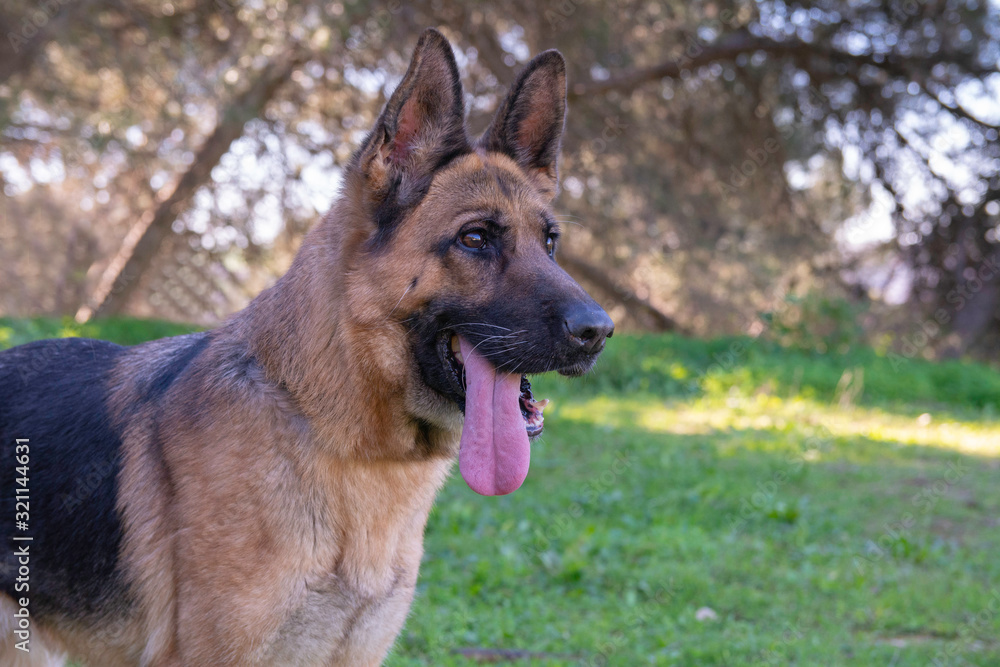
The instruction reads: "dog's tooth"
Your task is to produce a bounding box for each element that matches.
[450,335,463,364]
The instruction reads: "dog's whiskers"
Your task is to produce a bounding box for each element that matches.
[505,341,540,374]
[387,282,413,320]
[442,322,513,333]
[467,333,526,359]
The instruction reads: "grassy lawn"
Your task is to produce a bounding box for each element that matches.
[3,319,998,666]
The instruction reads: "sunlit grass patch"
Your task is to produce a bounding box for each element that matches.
[553,393,1000,458]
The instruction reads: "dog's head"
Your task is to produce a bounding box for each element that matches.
[341,29,613,495]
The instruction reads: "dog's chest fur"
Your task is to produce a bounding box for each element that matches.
[265,568,411,666]
[261,458,452,666]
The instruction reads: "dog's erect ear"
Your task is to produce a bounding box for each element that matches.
[355,28,469,230]
[477,50,567,200]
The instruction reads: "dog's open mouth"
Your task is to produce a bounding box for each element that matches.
[441,334,549,436]
[439,333,549,496]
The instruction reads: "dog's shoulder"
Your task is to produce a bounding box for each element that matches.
[110,331,211,410]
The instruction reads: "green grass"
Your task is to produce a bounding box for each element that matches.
[4,319,999,665]
[0,316,200,348]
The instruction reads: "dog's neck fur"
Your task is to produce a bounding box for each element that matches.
[229,196,439,462]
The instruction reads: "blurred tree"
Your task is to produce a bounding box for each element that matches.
[0,0,997,358]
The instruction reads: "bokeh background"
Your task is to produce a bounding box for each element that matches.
[1,0,999,355]
[1,1,999,665]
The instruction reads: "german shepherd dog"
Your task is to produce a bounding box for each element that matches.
[0,29,613,666]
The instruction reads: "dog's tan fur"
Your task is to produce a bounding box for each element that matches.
[0,29,611,666]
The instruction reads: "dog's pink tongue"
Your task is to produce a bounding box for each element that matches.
[458,336,530,496]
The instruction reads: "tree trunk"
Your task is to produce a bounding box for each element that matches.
[941,256,1000,358]
[76,50,306,321]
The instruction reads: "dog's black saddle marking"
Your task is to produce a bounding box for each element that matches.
[0,338,129,618]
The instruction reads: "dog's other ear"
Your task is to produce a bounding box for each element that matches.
[477,50,567,200]
[354,28,469,231]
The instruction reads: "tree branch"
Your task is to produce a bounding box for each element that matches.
[918,79,999,132]
[568,30,996,99]
[568,31,788,98]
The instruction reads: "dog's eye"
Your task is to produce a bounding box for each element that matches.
[545,235,556,257]
[460,230,487,249]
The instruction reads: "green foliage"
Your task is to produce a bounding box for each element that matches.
[762,291,867,354]
[0,317,200,350]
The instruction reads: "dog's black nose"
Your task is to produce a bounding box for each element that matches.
[564,303,615,353]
